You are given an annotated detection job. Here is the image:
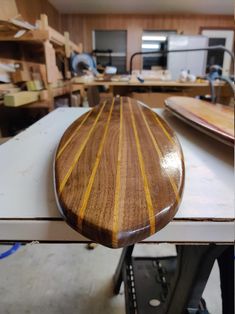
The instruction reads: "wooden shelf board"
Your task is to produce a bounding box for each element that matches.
[72,84,85,92]
[0,29,49,42]
[52,86,71,97]
[0,21,80,53]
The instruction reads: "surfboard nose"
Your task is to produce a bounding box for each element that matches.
[54,97,185,248]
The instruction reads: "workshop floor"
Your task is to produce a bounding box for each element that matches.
[0,243,221,314]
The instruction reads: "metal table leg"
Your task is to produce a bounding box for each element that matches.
[113,244,233,314]
[113,245,134,295]
[162,244,230,314]
[217,246,234,314]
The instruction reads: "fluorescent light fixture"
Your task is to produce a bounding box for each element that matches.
[142,43,161,49]
[142,36,167,41]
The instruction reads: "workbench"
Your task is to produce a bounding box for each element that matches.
[0,106,233,242]
[73,78,224,88]
[72,79,231,107]
[0,106,233,313]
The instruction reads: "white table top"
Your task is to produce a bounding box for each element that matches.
[0,107,234,243]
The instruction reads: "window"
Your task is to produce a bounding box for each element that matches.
[92,30,127,73]
[141,30,176,70]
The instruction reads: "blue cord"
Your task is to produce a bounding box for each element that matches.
[0,243,21,260]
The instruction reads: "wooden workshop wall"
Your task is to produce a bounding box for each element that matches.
[0,0,18,20]
[61,14,234,70]
[0,0,61,31]
[15,0,61,30]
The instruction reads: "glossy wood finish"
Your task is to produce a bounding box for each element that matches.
[54,97,185,248]
[165,96,234,146]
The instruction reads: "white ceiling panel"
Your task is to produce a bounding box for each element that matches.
[49,0,233,15]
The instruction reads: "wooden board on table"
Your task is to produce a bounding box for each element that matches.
[4,91,39,107]
[165,96,234,147]
[54,97,185,248]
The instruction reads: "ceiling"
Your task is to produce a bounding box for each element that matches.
[49,0,233,15]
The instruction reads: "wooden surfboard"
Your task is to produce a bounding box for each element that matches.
[165,96,234,147]
[54,97,185,248]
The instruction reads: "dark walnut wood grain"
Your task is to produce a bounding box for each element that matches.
[54,97,185,248]
[165,96,234,147]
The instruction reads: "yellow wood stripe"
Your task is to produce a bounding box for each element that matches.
[77,98,115,226]
[56,109,93,160]
[138,105,180,203]
[142,101,184,163]
[112,97,123,247]
[150,108,175,145]
[128,98,156,235]
[58,101,106,195]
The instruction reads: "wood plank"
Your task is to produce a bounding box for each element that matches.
[11,69,31,83]
[40,14,48,31]
[0,83,15,91]
[54,97,185,248]
[165,96,234,146]
[48,26,65,46]
[64,31,70,58]
[48,27,80,54]
[0,29,48,41]
[0,20,20,31]
[44,41,58,83]
[4,91,39,106]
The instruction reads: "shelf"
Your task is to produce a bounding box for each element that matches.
[0,15,85,136]
[1,80,83,109]
[48,27,81,54]
[51,84,71,97]
[0,16,82,55]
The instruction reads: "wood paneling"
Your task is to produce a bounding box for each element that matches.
[55,97,185,248]
[61,14,234,70]
[0,0,18,20]
[15,0,61,31]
